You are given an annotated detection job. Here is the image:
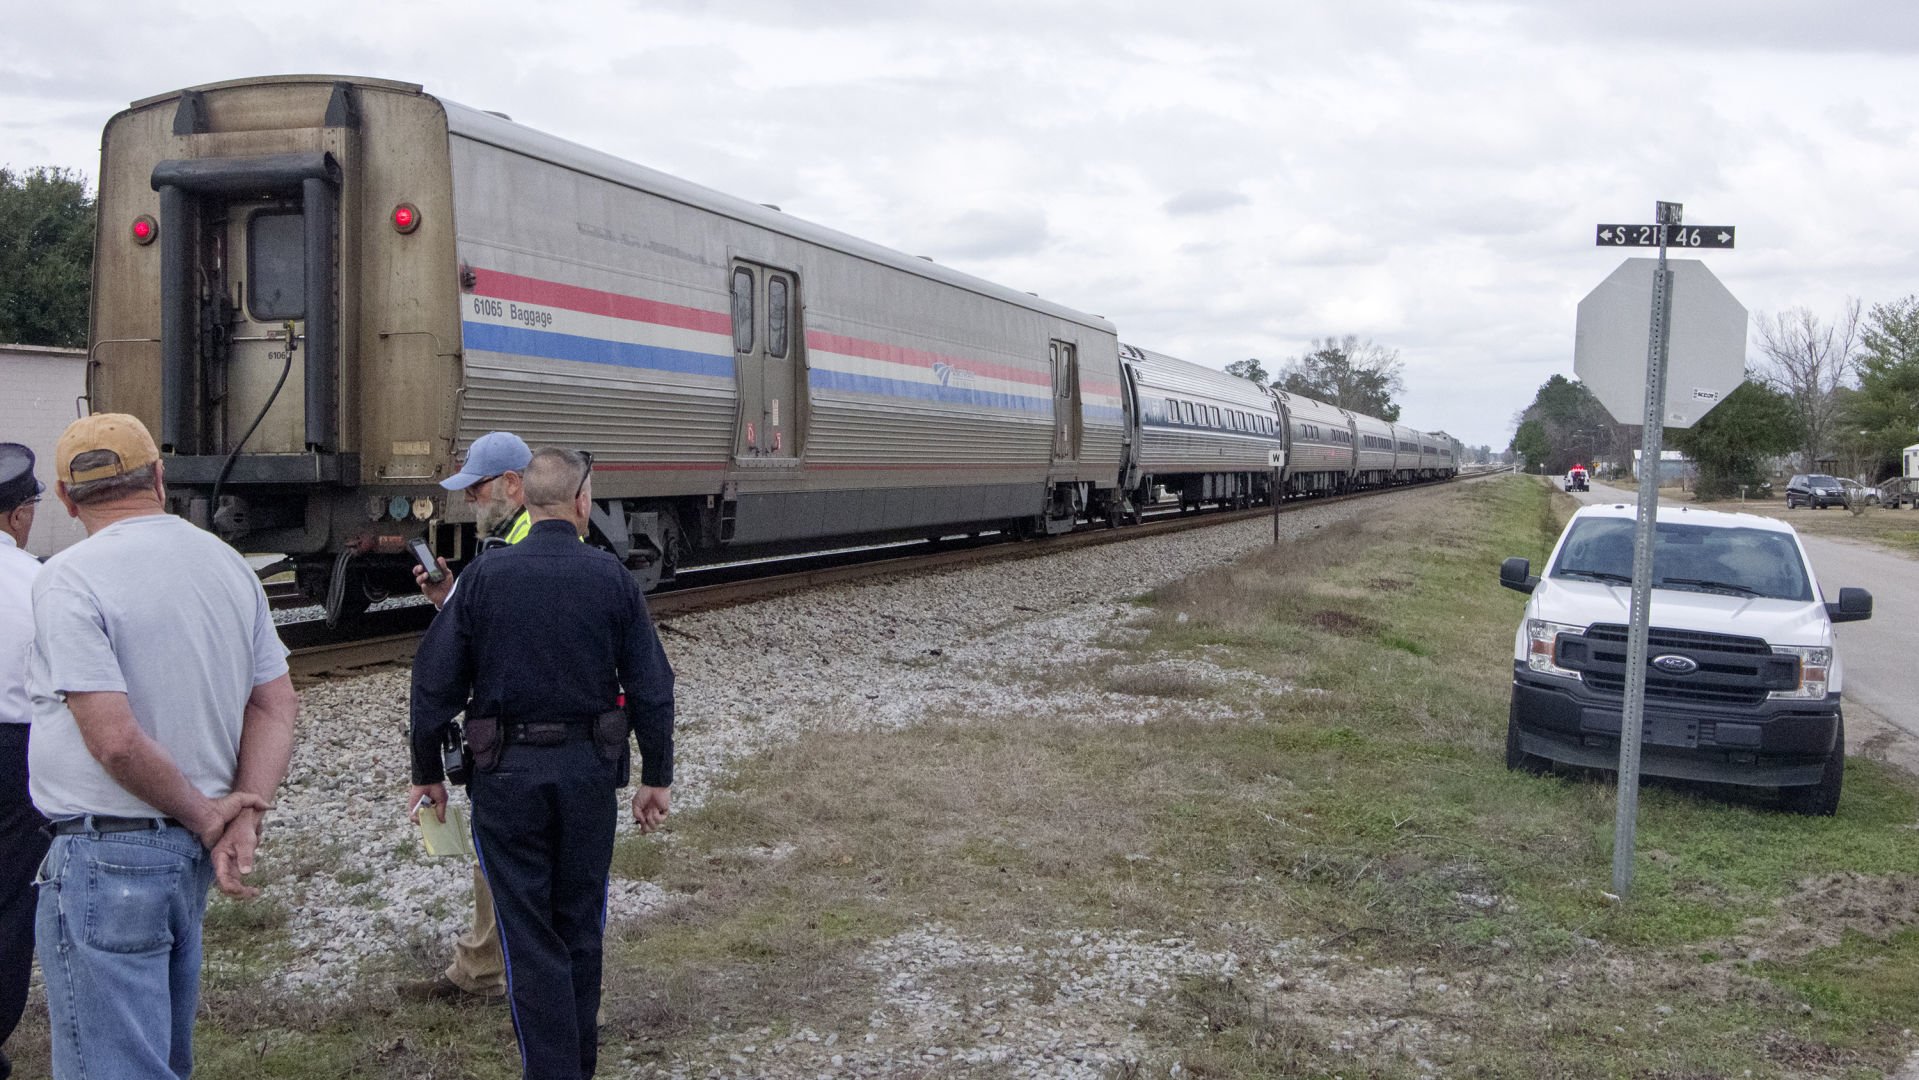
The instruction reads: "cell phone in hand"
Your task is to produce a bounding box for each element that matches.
[407,537,445,583]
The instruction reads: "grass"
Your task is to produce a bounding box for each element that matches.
[11,476,1917,1077]
[1678,489,1919,557]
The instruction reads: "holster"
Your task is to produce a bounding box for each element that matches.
[467,713,504,774]
[594,708,631,788]
[441,721,471,786]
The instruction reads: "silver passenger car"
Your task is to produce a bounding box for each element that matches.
[1352,412,1398,488]
[1272,389,1355,497]
[1119,345,1283,517]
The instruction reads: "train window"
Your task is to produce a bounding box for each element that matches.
[731,268,754,353]
[1181,401,1195,424]
[247,210,305,321]
[767,275,789,358]
[1209,406,1221,427]
[1166,398,1179,423]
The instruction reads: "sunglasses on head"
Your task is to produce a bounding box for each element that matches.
[575,450,594,499]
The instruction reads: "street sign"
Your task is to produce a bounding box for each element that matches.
[1574,258,1747,428]
[1596,224,1736,249]
[1579,201,1741,902]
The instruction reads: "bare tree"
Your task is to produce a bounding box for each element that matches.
[1276,335,1405,420]
[1753,301,1860,470]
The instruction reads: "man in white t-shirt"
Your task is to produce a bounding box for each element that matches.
[0,444,44,1080]
[28,414,299,1079]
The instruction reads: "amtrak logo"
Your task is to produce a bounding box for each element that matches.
[1651,654,1699,675]
[931,362,973,388]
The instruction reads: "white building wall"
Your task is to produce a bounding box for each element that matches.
[0,343,88,555]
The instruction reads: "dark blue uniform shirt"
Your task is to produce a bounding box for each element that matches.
[409,518,675,787]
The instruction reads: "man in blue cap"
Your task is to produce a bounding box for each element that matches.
[399,430,531,1002]
[0,444,44,1079]
[413,431,533,609]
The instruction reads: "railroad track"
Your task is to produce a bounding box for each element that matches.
[285,479,1464,679]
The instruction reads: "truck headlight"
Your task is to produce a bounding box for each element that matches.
[1526,619,1585,679]
[1768,645,1831,701]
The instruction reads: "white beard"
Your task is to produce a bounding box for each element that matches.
[475,493,518,535]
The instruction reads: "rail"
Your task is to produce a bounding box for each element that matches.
[286,476,1478,679]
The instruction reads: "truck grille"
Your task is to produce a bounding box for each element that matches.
[1557,624,1800,708]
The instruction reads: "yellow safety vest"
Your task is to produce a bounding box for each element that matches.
[497,508,531,546]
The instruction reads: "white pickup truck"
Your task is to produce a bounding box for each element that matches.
[1499,503,1872,814]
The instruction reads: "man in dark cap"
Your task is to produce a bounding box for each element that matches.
[0,443,44,1079]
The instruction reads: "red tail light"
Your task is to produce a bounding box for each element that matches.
[132,215,158,245]
[392,203,421,234]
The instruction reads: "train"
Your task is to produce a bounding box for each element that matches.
[83,75,1459,621]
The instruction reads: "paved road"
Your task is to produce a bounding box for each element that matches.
[1569,479,1917,767]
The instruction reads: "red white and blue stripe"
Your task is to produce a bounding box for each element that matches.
[460,269,1123,422]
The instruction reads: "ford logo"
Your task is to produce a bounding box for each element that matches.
[1651,654,1699,675]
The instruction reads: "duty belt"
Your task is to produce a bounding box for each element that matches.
[504,718,596,746]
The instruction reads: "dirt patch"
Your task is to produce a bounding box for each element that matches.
[1847,700,1919,779]
[1312,609,1384,637]
[1367,577,1415,593]
[1713,872,1919,963]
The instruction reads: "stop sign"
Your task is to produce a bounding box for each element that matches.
[1574,258,1747,428]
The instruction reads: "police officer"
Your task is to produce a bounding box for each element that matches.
[0,445,44,1080]
[401,430,533,1002]
[407,448,673,1080]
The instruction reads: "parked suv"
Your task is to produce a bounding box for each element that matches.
[1499,503,1872,814]
[1838,479,1880,506]
[1785,473,1847,509]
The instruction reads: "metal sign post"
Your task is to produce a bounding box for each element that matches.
[1610,201,1682,898]
[1576,202,1745,897]
[1272,465,1281,544]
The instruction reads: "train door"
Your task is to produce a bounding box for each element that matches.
[730,262,802,458]
[1050,339,1080,462]
[219,201,310,454]
[152,146,343,459]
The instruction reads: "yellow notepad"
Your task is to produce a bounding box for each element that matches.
[418,804,475,859]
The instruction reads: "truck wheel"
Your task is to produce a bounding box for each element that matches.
[1505,706,1550,775]
[1780,720,1844,816]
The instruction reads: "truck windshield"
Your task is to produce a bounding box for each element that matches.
[1549,518,1813,602]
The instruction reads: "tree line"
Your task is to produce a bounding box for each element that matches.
[1225,335,1404,421]
[1506,297,1919,498]
[0,166,94,348]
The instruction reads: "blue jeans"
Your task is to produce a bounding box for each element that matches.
[34,824,214,1079]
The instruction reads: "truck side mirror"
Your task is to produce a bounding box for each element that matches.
[1499,556,1538,594]
[1826,587,1872,623]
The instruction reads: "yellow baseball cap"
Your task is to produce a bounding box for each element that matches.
[56,413,161,485]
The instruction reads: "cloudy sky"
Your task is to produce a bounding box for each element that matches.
[7,1,1918,448]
